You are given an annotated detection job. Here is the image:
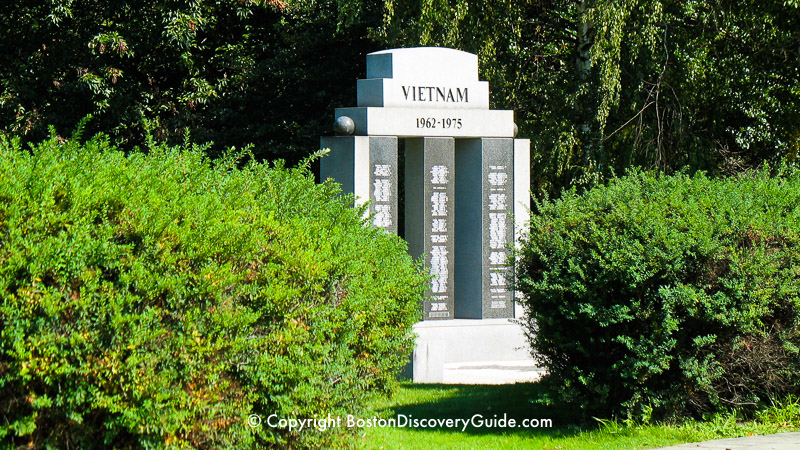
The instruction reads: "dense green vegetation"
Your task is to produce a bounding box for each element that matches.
[2,1,798,194]
[0,135,427,447]
[380,0,800,193]
[0,0,383,163]
[2,1,799,447]
[515,167,800,419]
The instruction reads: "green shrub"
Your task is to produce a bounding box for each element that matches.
[515,167,800,420]
[0,134,427,447]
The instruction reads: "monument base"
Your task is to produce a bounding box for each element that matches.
[403,318,538,383]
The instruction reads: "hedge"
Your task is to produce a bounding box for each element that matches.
[0,134,427,447]
[516,167,800,420]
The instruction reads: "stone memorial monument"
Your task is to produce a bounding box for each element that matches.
[320,47,534,382]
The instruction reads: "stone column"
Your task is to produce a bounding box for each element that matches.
[320,136,398,233]
[405,137,456,320]
[454,138,515,319]
[513,138,531,319]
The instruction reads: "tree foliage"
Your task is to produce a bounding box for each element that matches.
[379,0,800,195]
[1,1,798,186]
[0,0,382,162]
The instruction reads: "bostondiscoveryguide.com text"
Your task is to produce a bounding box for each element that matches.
[247,413,553,433]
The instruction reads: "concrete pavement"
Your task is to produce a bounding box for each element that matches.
[654,431,800,449]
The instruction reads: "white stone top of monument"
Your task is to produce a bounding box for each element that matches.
[335,47,515,136]
[366,47,479,83]
[358,47,491,110]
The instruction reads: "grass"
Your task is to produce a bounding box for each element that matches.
[357,383,800,449]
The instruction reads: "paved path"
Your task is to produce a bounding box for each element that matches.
[655,431,800,449]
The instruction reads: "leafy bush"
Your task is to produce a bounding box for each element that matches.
[0,134,426,447]
[516,168,800,419]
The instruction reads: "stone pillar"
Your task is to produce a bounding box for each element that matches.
[405,137,456,320]
[454,138,515,319]
[513,138,531,319]
[320,136,398,233]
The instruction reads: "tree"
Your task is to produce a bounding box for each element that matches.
[0,0,383,163]
[3,1,798,178]
[378,0,800,196]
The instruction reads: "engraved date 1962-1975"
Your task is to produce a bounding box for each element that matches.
[416,117,463,129]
